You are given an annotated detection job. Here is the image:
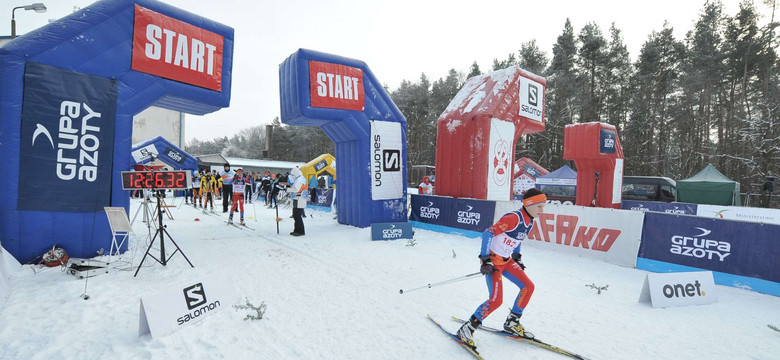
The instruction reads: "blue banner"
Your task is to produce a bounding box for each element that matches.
[410,195,495,233]
[621,200,697,215]
[18,63,117,212]
[639,212,780,284]
[308,188,334,208]
[162,145,187,166]
[600,128,616,154]
[371,222,413,241]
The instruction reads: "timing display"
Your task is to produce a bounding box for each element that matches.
[121,171,192,190]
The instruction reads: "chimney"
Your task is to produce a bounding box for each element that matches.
[264,124,273,158]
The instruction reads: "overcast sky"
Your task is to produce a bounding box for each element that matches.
[4,0,756,144]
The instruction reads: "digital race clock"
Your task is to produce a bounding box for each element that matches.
[121,170,192,190]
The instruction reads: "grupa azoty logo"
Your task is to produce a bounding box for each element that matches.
[670,227,731,261]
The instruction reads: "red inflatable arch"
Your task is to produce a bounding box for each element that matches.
[435,67,546,200]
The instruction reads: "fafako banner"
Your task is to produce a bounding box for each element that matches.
[18,63,117,212]
[494,202,644,267]
[132,4,224,91]
[370,121,403,200]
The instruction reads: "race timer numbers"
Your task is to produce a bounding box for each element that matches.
[121,171,192,190]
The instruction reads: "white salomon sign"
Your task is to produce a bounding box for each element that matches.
[139,276,236,338]
[487,118,515,201]
[638,271,718,308]
[493,203,644,267]
[370,121,404,200]
[518,76,544,122]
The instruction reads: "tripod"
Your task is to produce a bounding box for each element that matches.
[134,190,194,277]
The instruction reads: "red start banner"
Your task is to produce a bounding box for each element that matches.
[131,5,224,91]
[308,60,364,111]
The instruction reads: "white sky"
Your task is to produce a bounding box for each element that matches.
[3,0,758,143]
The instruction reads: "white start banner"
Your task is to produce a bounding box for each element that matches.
[638,271,718,308]
[518,76,544,123]
[493,203,644,267]
[370,121,404,200]
[487,118,515,201]
[131,144,158,163]
[139,276,236,338]
[612,158,624,204]
[0,244,22,307]
[696,204,780,225]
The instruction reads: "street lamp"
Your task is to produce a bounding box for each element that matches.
[11,3,47,39]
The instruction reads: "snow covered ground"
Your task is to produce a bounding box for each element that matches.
[1,197,778,359]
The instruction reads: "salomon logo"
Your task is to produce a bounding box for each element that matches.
[383,150,400,171]
[527,83,538,106]
[183,283,207,310]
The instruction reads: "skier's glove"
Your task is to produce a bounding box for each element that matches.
[512,253,526,270]
[479,255,495,275]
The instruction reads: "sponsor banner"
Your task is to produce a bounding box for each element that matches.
[600,128,617,154]
[638,271,718,308]
[513,174,537,195]
[639,212,780,284]
[696,204,780,225]
[487,119,514,201]
[0,244,22,307]
[370,121,403,200]
[131,144,158,163]
[621,201,698,215]
[371,222,413,241]
[612,159,623,204]
[139,276,236,338]
[162,146,187,166]
[308,188,334,208]
[494,202,644,267]
[18,63,117,212]
[313,159,328,172]
[409,195,494,234]
[132,5,224,91]
[309,60,364,111]
[518,76,544,122]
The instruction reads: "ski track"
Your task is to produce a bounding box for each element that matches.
[0,198,778,359]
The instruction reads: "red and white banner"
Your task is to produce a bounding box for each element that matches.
[309,61,364,111]
[486,118,514,201]
[494,203,644,267]
[132,5,224,91]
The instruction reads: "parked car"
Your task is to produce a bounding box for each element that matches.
[622,176,677,202]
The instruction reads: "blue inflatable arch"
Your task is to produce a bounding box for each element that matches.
[0,0,233,262]
[279,49,407,228]
[131,136,199,171]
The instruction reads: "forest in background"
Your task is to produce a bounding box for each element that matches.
[186,0,779,194]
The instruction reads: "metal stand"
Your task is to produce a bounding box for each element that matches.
[134,190,194,277]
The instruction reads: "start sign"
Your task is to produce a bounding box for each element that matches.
[132,5,224,91]
[309,60,364,111]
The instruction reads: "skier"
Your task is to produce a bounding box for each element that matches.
[201,172,218,212]
[191,170,203,207]
[418,175,434,195]
[260,171,272,205]
[456,188,547,350]
[220,163,235,213]
[286,167,308,236]
[228,168,248,225]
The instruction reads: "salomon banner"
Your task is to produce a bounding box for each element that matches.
[487,118,515,201]
[494,202,644,267]
[18,63,117,212]
[621,201,698,215]
[370,121,403,200]
[639,212,780,284]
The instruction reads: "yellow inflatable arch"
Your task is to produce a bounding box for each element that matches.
[301,154,336,186]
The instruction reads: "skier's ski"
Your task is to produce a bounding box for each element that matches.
[451,316,590,360]
[427,315,485,360]
[225,220,255,231]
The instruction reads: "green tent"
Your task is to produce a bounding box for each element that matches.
[677,164,741,206]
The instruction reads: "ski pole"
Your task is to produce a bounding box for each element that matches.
[399,272,482,294]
